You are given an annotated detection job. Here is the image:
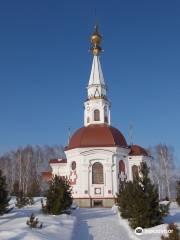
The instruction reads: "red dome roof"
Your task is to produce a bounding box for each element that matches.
[67,124,127,150]
[129,145,148,156]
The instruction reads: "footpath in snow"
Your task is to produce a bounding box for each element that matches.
[71,208,133,240]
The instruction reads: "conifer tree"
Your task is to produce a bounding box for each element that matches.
[42,175,72,215]
[15,189,34,208]
[26,181,39,206]
[161,223,180,240]
[117,162,169,229]
[176,181,180,206]
[0,169,10,215]
[15,190,29,208]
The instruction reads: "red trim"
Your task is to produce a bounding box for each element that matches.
[49,159,67,164]
[67,144,128,150]
[129,145,148,156]
[69,170,78,185]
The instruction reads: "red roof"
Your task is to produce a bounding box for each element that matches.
[129,145,148,156]
[49,159,67,164]
[41,171,52,181]
[67,124,127,150]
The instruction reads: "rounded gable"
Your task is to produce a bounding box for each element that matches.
[129,145,148,156]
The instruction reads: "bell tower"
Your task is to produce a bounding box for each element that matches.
[84,25,111,126]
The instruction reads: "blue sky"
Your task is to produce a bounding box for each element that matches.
[0,0,180,165]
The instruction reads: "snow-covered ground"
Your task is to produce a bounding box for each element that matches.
[0,198,179,240]
[0,198,76,240]
[115,202,180,240]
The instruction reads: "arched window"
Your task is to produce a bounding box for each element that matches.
[132,165,139,180]
[92,162,104,184]
[104,106,108,123]
[94,109,100,121]
[119,160,126,184]
[119,160,125,173]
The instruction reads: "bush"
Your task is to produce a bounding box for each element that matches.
[26,190,35,205]
[26,213,43,229]
[161,223,180,240]
[0,169,11,215]
[16,190,34,208]
[26,195,34,205]
[117,162,169,229]
[42,175,72,215]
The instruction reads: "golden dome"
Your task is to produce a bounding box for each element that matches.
[91,34,101,45]
[90,25,102,56]
[91,27,102,45]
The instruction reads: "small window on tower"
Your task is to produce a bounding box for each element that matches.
[104,106,108,123]
[87,117,90,123]
[94,109,100,121]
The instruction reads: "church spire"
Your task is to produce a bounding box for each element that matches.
[87,25,107,100]
[84,25,111,126]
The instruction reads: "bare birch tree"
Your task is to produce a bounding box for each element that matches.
[0,144,64,195]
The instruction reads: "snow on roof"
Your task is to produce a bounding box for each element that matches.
[49,158,67,164]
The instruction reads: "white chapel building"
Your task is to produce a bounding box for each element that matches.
[43,25,150,207]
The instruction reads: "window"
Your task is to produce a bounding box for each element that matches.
[87,117,90,123]
[119,160,126,188]
[92,162,104,184]
[132,165,139,180]
[94,109,100,121]
[104,106,108,123]
[71,161,76,170]
[119,160,125,173]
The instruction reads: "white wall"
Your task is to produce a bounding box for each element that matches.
[50,147,149,199]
